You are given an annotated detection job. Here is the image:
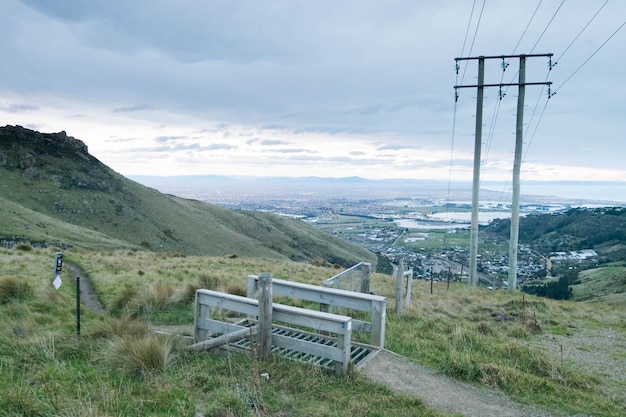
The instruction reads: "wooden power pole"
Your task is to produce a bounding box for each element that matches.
[454,54,553,290]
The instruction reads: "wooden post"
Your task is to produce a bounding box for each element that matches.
[258,272,273,360]
[371,298,386,348]
[246,274,258,298]
[336,321,352,375]
[360,262,371,294]
[189,327,256,351]
[430,268,434,295]
[194,290,209,343]
[395,260,404,315]
[405,267,412,309]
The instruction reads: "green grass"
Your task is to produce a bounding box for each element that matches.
[0,246,624,416]
[0,128,376,267]
[571,266,626,305]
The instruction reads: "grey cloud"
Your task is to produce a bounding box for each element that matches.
[262,148,315,154]
[154,136,185,143]
[113,103,157,113]
[203,143,237,151]
[376,143,413,151]
[259,139,291,146]
[247,138,291,146]
[1,103,39,113]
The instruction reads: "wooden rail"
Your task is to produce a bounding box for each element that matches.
[322,262,371,293]
[193,289,353,375]
[247,274,386,349]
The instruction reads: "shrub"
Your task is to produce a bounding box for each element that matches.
[15,243,33,252]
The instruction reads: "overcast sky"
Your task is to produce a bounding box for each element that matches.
[2,0,625,186]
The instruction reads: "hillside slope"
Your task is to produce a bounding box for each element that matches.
[0,125,376,266]
[483,207,626,262]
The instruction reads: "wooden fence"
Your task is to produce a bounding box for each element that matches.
[192,288,353,375]
[247,273,386,349]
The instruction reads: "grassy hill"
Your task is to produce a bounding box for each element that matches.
[483,207,626,263]
[0,125,375,267]
[1,247,624,416]
[571,266,626,305]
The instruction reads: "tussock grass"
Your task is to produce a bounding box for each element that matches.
[1,247,624,416]
[105,333,175,377]
[90,314,150,339]
[0,276,34,303]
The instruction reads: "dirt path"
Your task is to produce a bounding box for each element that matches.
[65,262,106,314]
[64,266,592,417]
[359,349,559,417]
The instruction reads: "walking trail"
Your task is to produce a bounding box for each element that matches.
[359,349,560,417]
[69,263,594,417]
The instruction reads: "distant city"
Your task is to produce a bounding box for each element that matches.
[132,175,625,287]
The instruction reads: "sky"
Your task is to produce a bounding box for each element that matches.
[1,0,626,188]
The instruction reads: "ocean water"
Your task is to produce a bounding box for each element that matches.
[485,182,626,204]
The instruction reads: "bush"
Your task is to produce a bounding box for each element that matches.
[15,243,33,252]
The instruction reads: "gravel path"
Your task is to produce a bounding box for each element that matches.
[69,265,621,417]
[359,349,557,417]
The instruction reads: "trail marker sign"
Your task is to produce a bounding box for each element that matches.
[53,252,63,290]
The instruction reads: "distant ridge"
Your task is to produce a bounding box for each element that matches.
[0,125,376,267]
[130,174,626,205]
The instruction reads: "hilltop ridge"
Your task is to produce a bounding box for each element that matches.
[0,125,376,267]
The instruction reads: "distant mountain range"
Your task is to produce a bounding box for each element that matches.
[129,175,626,205]
[0,125,376,267]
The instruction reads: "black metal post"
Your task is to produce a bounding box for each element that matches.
[76,277,81,340]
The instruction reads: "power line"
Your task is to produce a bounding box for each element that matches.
[530,0,565,53]
[459,0,478,59]
[554,18,626,95]
[554,0,609,64]
[458,0,487,87]
[512,0,543,55]
[518,1,608,171]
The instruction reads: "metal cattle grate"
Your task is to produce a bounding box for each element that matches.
[229,322,379,370]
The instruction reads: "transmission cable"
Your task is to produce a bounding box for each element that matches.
[512,0,543,55]
[458,0,487,87]
[530,0,565,53]
[554,0,609,64]
[525,0,613,157]
[554,18,626,95]
[523,1,609,163]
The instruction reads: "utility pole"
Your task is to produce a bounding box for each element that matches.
[454,53,553,290]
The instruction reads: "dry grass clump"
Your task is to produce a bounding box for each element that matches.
[197,272,220,290]
[225,284,246,297]
[106,333,175,377]
[141,282,175,310]
[90,315,150,339]
[111,285,139,313]
[0,276,34,303]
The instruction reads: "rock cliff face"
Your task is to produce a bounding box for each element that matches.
[0,125,119,191]
[0,125,90,168]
